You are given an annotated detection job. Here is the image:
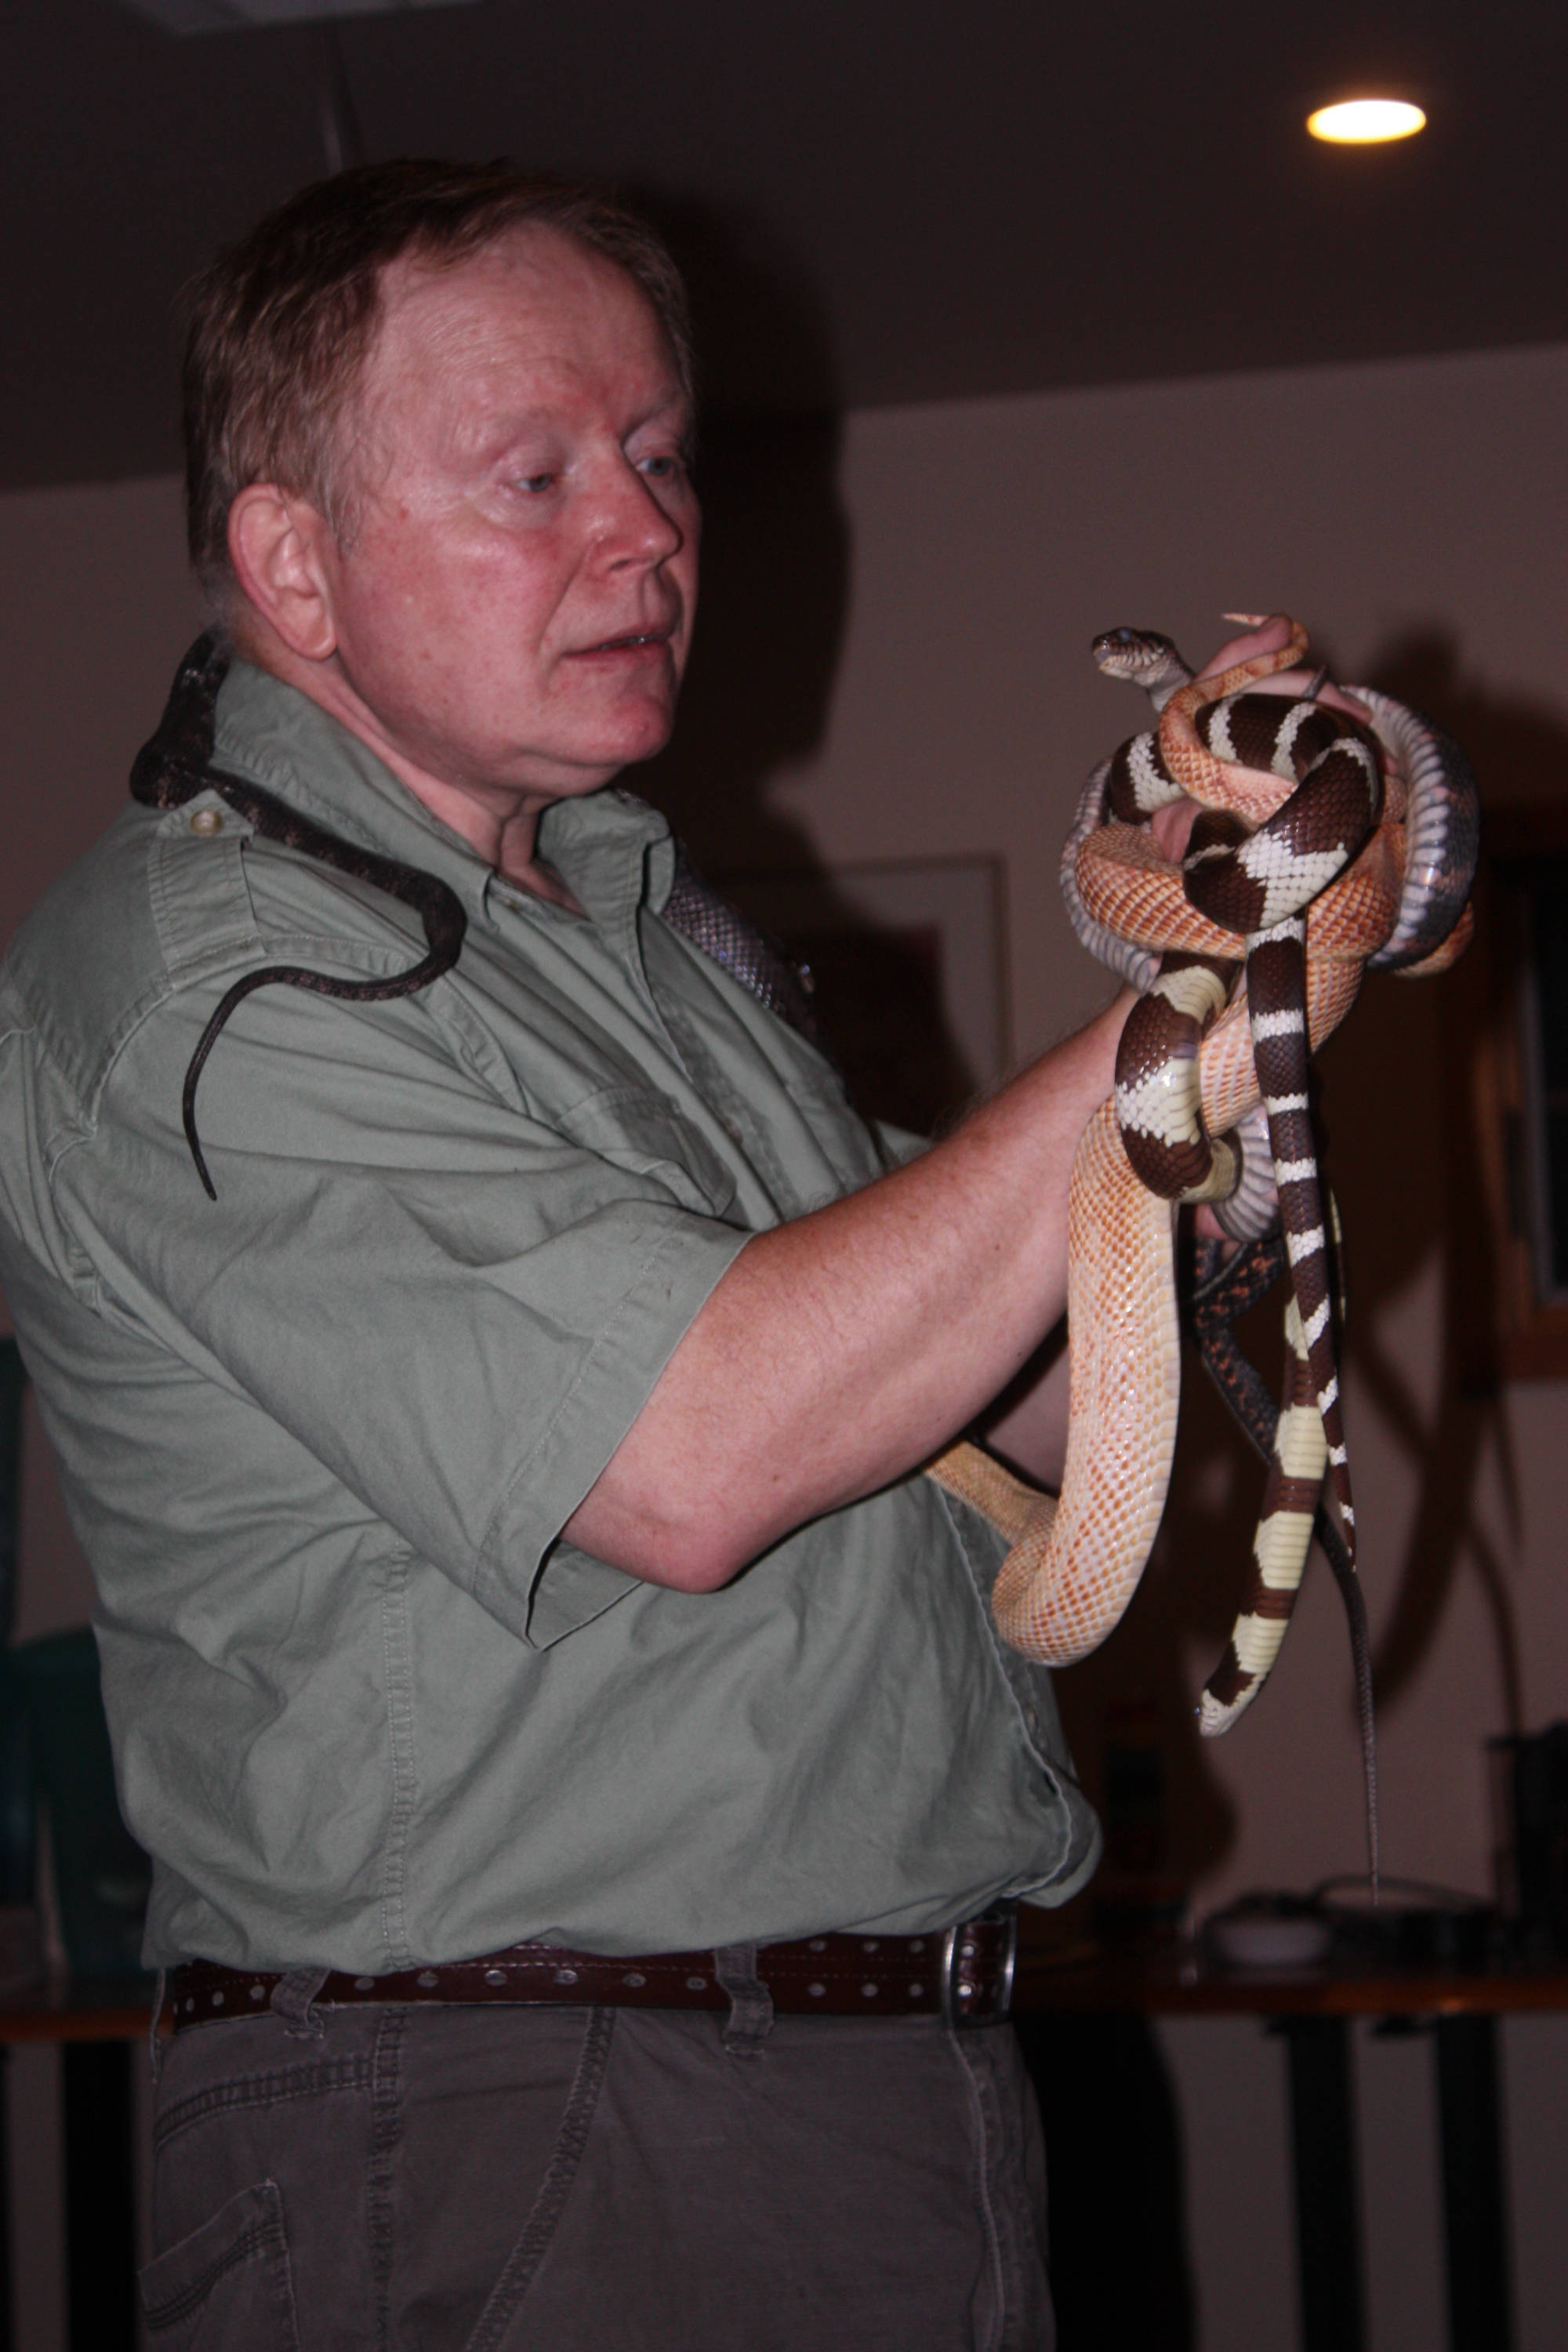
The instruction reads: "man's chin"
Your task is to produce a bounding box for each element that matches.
[534,724,677,799]
[594,699,681,772]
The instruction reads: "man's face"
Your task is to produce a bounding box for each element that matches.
[314,226,699,815]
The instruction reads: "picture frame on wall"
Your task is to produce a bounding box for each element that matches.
[720,855,1008,1139]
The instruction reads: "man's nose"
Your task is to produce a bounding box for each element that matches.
[593,458,685,568]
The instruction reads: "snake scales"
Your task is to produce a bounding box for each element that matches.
[930,618,1479,1801]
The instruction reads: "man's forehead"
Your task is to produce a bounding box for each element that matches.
[369,227,672,393]
[332,226,688,503]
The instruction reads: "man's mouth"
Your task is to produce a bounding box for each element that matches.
[583,629,670,653]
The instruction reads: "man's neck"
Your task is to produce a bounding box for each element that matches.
[227,619,586,912]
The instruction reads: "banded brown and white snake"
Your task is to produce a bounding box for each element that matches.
[929,617,1479,1796]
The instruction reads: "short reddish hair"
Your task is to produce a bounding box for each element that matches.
[183,158,695,604]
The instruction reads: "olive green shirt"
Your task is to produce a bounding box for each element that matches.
[0,660,1098,1971]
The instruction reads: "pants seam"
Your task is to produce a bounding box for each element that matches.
[141,2180,299,2346]
[459,2005,617,2352]
[142,2215,275,2331]
[949,2027,1007,2352]
[153,2055,376,2154]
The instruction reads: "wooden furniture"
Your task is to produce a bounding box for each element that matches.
[1013,1917,1564,2352]
[0,1977,149,2352]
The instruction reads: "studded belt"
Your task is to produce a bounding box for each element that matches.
[167,1907,1019,2034]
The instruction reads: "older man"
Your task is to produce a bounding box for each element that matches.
[0,160,1265,2346]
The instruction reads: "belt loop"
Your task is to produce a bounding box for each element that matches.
[147,1967,166,2083]
[714,1944,773,2058]
[270,1966,330,2041]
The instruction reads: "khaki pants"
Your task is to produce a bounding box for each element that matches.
[141,2000,1054,2350]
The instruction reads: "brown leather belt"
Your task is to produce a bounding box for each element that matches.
[168,1907,1018,2034]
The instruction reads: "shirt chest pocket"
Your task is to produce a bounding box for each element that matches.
[554,1084,741,1222]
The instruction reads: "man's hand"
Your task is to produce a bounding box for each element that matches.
[1150,612,1375,864]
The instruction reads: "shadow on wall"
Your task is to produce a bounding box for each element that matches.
[639,192,850,878]
[1319,629,1563,1740]
[641,403,851,873]
[637,262,1561,1846]
[640,202,985,1131]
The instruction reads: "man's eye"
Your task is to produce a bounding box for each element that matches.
[639,453,684,481]
[515,472,555,493]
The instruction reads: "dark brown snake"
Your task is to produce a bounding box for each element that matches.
[129,635,817,1199]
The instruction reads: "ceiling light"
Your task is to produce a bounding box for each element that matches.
[122,0,479,31]
[1307,99,1427,145]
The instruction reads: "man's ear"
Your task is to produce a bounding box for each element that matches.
[227,485,339,662]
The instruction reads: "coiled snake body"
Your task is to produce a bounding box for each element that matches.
[930,617,1478,1772]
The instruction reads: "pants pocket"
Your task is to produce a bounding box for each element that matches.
[140,2179,302,2350]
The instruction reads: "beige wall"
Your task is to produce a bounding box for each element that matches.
[2,342,1566,2350]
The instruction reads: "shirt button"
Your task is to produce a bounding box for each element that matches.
[189,808,223,836]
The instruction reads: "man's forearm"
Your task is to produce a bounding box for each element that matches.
[564,989,1131,1588]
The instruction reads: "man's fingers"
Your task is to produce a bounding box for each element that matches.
[1191,617,1373,728]
[1196,611,1294,682]
[1149,796,1199,862]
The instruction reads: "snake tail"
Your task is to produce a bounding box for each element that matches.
[1198,1290,1327,1734]
[1312,1501,1381,1896]
[1190,1234,1379,1883]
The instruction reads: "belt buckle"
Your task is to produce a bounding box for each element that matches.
[938,1902,1018,2027]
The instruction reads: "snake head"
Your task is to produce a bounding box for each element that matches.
[1093,627,1196,713]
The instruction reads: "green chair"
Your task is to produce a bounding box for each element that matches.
[13,1631,150,1979]
[0,1344,33,1926]
[0,1340,149,1976]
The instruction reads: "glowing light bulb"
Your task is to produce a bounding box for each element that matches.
[1307,99,1427,144]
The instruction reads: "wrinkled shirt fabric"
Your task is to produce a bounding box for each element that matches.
[0,660,1098,1971]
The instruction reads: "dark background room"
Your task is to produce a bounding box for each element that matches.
[1,2,1566,2346]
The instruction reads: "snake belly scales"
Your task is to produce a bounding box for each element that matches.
[136,627,1479,1860]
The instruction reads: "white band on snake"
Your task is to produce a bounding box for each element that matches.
[927,616,1479,1795]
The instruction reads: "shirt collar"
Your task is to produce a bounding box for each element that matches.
[210,659,676,927]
